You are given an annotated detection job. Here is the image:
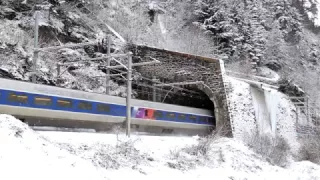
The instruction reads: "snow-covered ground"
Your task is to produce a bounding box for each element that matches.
[0,114,107,180]
[304,0,320,26]
[1,114,320,180]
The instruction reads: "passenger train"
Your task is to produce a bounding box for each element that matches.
[0,78,215,135]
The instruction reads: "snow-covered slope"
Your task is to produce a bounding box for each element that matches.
[1,114,320,180]
[0,114,107,180]
[226,76,299,153]
[39,125,320,179]
[226,76,257,140]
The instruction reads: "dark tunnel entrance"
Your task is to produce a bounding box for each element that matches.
[130,80,216,126]
[157,87,214,110]
[105,68,216,127]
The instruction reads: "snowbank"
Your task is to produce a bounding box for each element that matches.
[0,113,319,180]
[0,114,106,180]
[42,131,320,180]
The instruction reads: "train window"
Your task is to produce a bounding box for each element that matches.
[8,93,28,104]
[189,115,197,122]
[34,97,52,106]
[57,99,72,108]
[166,113,175,119]
[145,110,148,117]
[78,101,92,110]
[178,114,186,120]
[199,117,208,123]
[97,104,110,113]
[154,111,163,118]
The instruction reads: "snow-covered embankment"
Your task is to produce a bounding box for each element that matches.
[0,115,106,180]
[226,76,299,152]
[1,114,320,179]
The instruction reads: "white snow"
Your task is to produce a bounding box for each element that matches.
[226,76,299,152]
[0,114,320,179]
[304,0,320,26]
[226,76,257,140]
[158,14,167,34]
[258,67,280,82]
[41,130,320,180]
[316,1,320,26]
[266,87,300,153]
[0,114,106,180]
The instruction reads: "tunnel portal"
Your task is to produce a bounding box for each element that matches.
[128,45,231,135]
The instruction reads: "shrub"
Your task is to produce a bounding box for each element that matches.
[247,133,290,166]
[58,135,149,170]
[168,125,227,170]
[182,125,227,157]
[298,130,320,164]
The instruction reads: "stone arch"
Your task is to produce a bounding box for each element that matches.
[196,83,219,126]
[129,44,232,136]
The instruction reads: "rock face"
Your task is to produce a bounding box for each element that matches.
[278,79,305,97]
[0,7,16,20]
[265,60,282,72]
[0,0,224,109]
[0,0,130,96]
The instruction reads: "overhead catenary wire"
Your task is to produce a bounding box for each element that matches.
[108,75,203,99]
[33,16,204,104]
[31,7,216,138]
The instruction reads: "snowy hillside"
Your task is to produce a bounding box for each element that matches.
[1,0,320,179]
[1,114,320,180]
[0,0,320,102]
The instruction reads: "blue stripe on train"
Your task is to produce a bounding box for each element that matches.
[0,89,214,125]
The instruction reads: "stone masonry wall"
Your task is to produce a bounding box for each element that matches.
[128,44,231,136]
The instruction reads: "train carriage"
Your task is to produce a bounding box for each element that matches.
[0,78,215,135]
